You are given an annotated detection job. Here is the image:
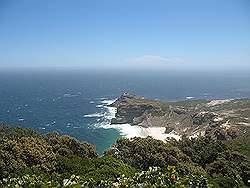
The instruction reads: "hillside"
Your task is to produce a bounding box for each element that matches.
[110,92,250,140]
[0,122,249,187]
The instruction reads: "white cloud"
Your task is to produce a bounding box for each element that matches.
[126,55,183,64]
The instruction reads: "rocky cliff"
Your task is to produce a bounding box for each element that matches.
[109,92,250,140]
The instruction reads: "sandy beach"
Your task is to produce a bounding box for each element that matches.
[141,127,181,141]
[101,101,181,141]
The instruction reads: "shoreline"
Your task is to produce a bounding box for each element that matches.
[100,100,180,141]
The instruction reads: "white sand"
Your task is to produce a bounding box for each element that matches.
[214,117,224,122]
[189,131,205,139]
[142,127,181,141]
[207,99,232,107]
[220,120,231,129]
[239,122,250,126]
[99,99,181,141]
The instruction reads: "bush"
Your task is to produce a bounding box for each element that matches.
[105,137,190,170]
[173,136,227,167]
[0,166,212,187]
[47,132,97,158]
[55,155,136,182]
[0,124,97,179]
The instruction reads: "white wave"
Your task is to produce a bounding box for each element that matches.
[93,98,145,138]
[83,99,116,119]
[103,106,116,120]
[101,99,117,105]
[63,93,79,98]
[186,96,195,99]
[83,113,104,118]
[94,98,146,138]
[100,123,147,138]
[18,118,24,121]
[95,98,180,141]
[99,97,107,100]
[89,101,95,104]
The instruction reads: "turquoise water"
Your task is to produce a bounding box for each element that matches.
[0,69,250,153]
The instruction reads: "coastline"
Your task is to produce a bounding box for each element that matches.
[105,93,250,142]
[100,99,180,141]
[89,95,250,142]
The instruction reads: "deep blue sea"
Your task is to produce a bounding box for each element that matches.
[0,69,250,154]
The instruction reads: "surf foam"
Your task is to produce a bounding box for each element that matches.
[96,98,180,141]
[93,99,146,138]
[83,113,104,118]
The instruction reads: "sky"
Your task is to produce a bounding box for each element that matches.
[0,0,250,71]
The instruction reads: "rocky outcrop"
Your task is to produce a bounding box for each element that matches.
[108,92,139,108]
[110,92,161,125]
[191,112,217,125]
[111,104,149,124]
[110,92,250,140]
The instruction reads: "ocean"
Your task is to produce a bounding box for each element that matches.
[0,69,250,154]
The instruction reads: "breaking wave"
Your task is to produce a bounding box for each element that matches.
[92,98,145,138]
[83,113,104,118]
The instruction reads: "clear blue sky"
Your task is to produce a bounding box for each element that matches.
[0,0,250,70]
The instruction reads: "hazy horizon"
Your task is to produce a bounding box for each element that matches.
[0,0,250,71]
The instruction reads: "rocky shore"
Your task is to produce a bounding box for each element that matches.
[109,92,250,140]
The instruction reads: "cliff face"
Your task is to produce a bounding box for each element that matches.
[109,93,161,125]
[110,92,250,140]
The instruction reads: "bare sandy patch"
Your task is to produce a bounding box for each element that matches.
[142,127,181,141]
[214,117,224,122]
[207,99,232,107]
[220,120,231,129]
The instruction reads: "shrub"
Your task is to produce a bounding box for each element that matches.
[105,137,190,170]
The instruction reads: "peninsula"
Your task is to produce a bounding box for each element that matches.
[109,92,250,141]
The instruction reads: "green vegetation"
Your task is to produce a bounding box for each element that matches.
[1,166,210,187]
[0,123,249,187]
[55,155,136,182]
[105,137,206,175]
[172,136,250,186]
[225,127,250,160]
[0,123,96,179]
[106,136,249,187]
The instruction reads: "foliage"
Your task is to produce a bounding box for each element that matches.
[107,136,249,187]
[0,124,57,178]
[206,151,250,186]
[55,155,136,182]
[0,123,96,179]
[173,136,250,186]
[172,136,227,167]
[105,136,206,176]
[47,131,97,158]
[0,124,249,187]
[105,136,189,169]
[0,166,212,188]
[209,176,245,188]
[225,127,250,160]
[0,174,61,188]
